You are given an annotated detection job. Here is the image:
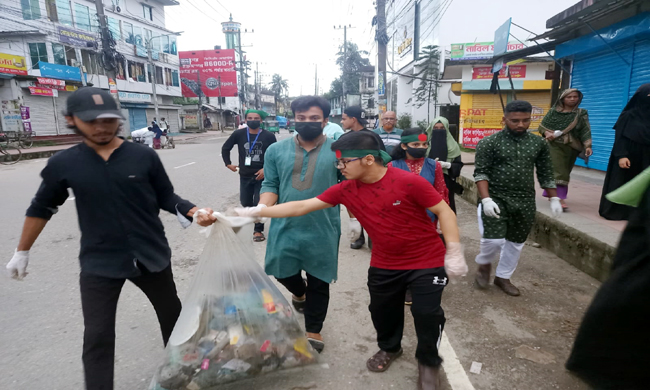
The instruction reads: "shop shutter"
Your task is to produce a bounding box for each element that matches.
[22,94,56,136]
[128,108,148,131]
[471,93,509,129]
[571,44,633,171]
[629,39,650,98]
[517,91,552,131]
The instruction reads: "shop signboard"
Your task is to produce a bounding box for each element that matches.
[450,42,525,60]
[1,100,23,132]
[118,92,151,103]
[37,77,65,87]
[179,49,238,98]
[29,86,58,97]
[21,106,31,132]
[492,18,512,73]
[389,0,416,71]
[378,71,385,96]
[0,53,28,76]
[462,128,501,148]
[184,114,198,128]
[58,26,97,46]
[38,62,82,82]
[472,65,527,79]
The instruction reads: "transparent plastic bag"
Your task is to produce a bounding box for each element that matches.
[150,215,318,390]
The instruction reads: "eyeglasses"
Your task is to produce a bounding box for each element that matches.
[334,158,362,169]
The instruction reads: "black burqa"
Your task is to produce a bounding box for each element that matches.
[428,129,464,213]
[566,181,650,389]
[599,83,650,220]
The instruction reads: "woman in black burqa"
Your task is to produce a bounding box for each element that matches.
[599,83,650,220]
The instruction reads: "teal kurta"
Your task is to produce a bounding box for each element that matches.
[261,136,342,283]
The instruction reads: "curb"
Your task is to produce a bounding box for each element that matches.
[457,174,615,282]
[17,149,65,161]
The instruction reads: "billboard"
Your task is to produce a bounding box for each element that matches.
[472,65,527,79]
[0,53,27,75]
[179,49,238,98]
[450,42,525,60]
[388,0,417,71]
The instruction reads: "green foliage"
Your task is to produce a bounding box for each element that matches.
[269,74,289,113]
[416,119,429,131]
[329,42,371,96]
[412,45,441,122]
[397,113,412,130]
[173,97,199,105]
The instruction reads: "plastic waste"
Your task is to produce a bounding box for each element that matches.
[149,214,318,389]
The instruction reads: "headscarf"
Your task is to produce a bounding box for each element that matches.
[614,83,650,146]
[426,116,461,162]
[244,109,269,120]
[539,89,584,134]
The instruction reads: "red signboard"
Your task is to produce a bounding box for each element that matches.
[462,128,501,148]
[37,77,66,87]
[179,49,238,98]
[28,86,56,96]
[472,65,527,80]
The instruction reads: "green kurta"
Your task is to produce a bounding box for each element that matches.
[261,136,342,283]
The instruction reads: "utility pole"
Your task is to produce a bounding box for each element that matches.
[377,0,387,116]
[334,25,353,110]
[255,62,260,109]
[314,64,318,95]
[197,70,204,131]
[237,29,245,116]
[93,0,120,107]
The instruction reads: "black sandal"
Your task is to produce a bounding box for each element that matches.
[307,337,325,353]
[367,349,403,372]
[253,232,266,242]
[292,295,306,314]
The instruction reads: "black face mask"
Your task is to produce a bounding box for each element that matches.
[247,120,261,130]
[295,121,323,141]
[406,146,427,159]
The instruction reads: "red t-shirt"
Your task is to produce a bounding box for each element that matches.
[317,167,446,270]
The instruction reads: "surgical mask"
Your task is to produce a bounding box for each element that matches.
[295,121,323,141]
[247,120,261,130]
[406,146,427,159]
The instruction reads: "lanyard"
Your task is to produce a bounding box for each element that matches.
[247,128,262,154]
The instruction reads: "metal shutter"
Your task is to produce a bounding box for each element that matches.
[517,91,552,131]
[128,108,148,131]
[471,93,509,128]
[571,44,633,171]
[22,94,57,136]
[629,39,650,98]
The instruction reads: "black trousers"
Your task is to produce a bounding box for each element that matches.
[368,267,447,367]
[79,264,182,390]
[276,272,330,334]
[240,175,264,233]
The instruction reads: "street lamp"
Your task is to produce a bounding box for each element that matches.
[147,31,183,121]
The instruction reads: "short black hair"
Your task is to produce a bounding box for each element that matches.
[291,96,331,117]
[390,127,426,161]
[332,130,386,163]
[504,100,533,114]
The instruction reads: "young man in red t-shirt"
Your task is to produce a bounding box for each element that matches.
[236,131,467,389]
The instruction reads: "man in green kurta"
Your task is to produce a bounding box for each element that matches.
[473,100,562,297]
[259,96,341,353]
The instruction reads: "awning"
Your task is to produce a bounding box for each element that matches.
[0,73,15,79]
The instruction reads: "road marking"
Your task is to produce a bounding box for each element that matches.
[440,331,475,390]
[66,197,76,201]
[207,137,223,140]
[174,162,196,169]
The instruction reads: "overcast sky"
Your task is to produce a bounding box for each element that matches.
[166,0,577,96]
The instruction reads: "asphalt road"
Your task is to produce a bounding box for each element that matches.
[0,131,599,390]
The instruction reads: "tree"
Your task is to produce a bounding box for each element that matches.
[329,42,371,96]
[410,45,441,122]
[269,74,289,114]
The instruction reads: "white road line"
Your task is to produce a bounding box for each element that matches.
[207,137,222,140]
[440,331,476,390]
[66,197,76,201]
[174,162,196,169]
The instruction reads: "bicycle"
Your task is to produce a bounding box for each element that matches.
[0,143,22,165]
[19,131,33,149]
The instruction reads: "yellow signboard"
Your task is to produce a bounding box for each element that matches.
[0,53,28,76]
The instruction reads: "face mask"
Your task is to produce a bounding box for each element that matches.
[295,121,323,141]
[247,120,261,130]
[406,146,427,159]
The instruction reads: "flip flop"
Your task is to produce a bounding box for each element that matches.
[253,232,266,242]
[307,337,324,353]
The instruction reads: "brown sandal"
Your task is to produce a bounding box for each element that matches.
[253,232,266,242]
[366,349,403,372]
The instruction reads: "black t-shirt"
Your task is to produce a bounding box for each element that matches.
[221,128,277,177]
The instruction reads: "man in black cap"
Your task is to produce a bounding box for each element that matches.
[341,105,368,132]
[5,87,217,390]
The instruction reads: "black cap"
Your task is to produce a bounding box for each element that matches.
[66,87,124,122]
[344,106,368,126]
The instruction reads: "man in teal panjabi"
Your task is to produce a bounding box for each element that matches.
[373,111,403,153]
[259,96,342,353]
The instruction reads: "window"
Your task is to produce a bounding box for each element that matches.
[82,50,104,75]
[367,77,375,88]
[45,0,58,21]
[52,43,66,65]
[147,64,153,83]
[74,3,91,31]
[29,43,48,69]
[128,60,146,82]
[144,29,153,48]
[142,4,153,21]
[133,26,143,46]
[21,0,41,20]
[65,45,78,66]
[116,59,126,80]
[107,17,120,40]
[367,98,375,109]
[123,22,134,44]
[55,0,73,26]
[171,70,179,87]
[164,68,172,86]
[155,66,163,85]
[169,36,177,55]
[161,35,169,53]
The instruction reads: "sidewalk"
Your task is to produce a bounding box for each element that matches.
[459,151,622,281]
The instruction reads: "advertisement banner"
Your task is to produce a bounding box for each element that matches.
[38,62,82,82]
[37,77,66,87]
[29,86,58,97]
[21,106,31,132]
[472,65,527,79]
[58,26,98,46]
[118,91,151,103]
[450,42,525,60]
[179,49,238,98]
[462,128,501,148]
[378,71,385,96]
[0,53,28,76]
[388,0,416,71]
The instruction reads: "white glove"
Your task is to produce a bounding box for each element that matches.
[550,197,563,217]
[481,198,501,219]
[7,250,29,280]
[553,130,563,138]
[234,204,267,220]
[439,161,452,169]
[349,218,362,242]
[444,242,468,279]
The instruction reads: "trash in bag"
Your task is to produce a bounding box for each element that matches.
[150,214,318,390]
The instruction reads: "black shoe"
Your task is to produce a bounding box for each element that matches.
[351,233,365,250]
[292,295,306,314]
[404,289,413,305]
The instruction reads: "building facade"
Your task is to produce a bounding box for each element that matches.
[0,0,182,136]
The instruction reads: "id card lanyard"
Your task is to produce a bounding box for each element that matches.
[245,128,262,166]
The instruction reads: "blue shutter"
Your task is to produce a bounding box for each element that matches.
[128,109,148,131]
[629,39,650,98]
[571,44,633,171]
